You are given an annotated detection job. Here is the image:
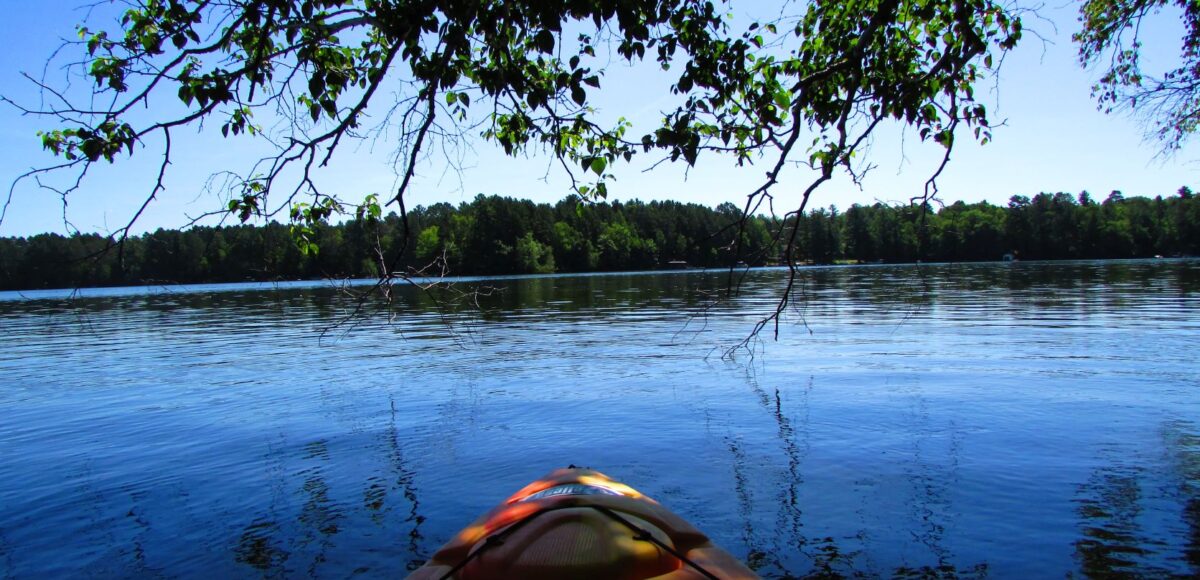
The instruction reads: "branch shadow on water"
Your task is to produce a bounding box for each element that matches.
[730,370,993,579]
[232,398,426,577]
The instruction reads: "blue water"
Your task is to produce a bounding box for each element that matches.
[1,260,1198,578]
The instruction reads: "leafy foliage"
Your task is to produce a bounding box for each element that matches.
[11,0,1020,262]
[1075,0,1200,151]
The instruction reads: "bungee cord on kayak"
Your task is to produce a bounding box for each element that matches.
[436,503,722,580]
[408,468,757,579]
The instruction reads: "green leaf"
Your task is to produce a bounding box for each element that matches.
[535,29,555,53]
[773,89,790,109]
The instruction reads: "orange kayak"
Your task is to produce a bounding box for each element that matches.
[408,467,758,579]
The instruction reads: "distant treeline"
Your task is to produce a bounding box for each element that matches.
[1,189,1197,290]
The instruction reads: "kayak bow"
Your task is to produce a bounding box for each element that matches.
[408,468,757,579]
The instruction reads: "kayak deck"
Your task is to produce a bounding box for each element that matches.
[408,468,757,579]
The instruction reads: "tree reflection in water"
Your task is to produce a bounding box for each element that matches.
[234,519,287,574]
[1073,465,1155,576]
[1073,421,1200,578]
[1165,421,1200,573]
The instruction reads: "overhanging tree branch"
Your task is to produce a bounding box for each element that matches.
[3,0,1027,340]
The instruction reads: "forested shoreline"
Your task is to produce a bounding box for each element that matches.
[2,189,1197,291]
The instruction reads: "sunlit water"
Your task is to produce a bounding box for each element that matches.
[2,260,1199,578]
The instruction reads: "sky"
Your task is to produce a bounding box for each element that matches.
[0,1,1197,238]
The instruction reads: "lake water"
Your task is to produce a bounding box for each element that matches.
[1,261,1199,578]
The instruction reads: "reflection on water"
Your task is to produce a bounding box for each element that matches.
[1074,465,1154,576]
[229,401,428,577]
[0,260,1199,578]
[1072,421,1200,578]
[1169,425,1200,570]
[728,371,994,579]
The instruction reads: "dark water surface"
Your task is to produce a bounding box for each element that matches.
[2,261,1199,578]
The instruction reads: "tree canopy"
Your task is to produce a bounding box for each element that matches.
[5,189,1197,291]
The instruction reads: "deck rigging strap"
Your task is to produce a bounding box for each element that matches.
[438,503,722,580]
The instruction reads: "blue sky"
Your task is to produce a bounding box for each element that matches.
[0,1,1196,237]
